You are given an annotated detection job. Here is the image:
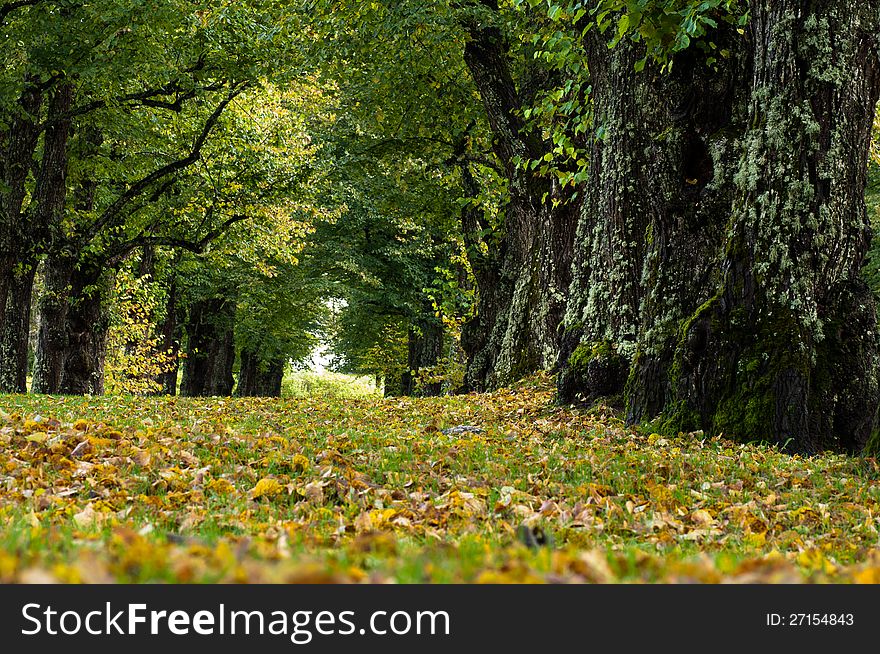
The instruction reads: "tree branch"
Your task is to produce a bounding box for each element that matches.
[104,214,251,265]
[41,80,226,130]
[85,82,248,240]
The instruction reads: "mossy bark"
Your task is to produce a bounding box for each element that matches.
[460,18,577,391]
[625,31,751,423]
[660,1,880,453]
[560,3,880,454]
[558,37,658,403]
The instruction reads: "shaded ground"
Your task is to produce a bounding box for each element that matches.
[2,374,880,583]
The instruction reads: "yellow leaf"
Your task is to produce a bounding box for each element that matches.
[250,478,283,499]
[292,454,309,472]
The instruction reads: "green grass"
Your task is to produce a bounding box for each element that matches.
[1,375,880,583]
[281,370,379,399]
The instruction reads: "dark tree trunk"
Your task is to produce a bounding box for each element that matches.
[556,34,745,408]
[33,253,111,396]
[59,263,111,395]
[624,32,752,422]
[557,38,656,404]
[0,82,42,343]
[32,251,77,394]
[236,349,285,398]
[180,297,236,397]
[0,269,37,392]
[559,2,880,454]
[460,20,577,391]
[662,1,880,454]
[0,84,78,392]
[401,318,443,397]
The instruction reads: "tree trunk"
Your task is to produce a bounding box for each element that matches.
[180,297,236,397]
[0,269,37,392]
[460,20,577,391]
[34,252,111,396]
[237,349,285,397]
[32,250,77,394]
[624,33,752,423]
[0,83,78,392]
[558,3,879,454]
[59,263,112,395]
[0,82,42,343]
[662,1,880,454]
[401,318,443,397]
[557,38,656,404]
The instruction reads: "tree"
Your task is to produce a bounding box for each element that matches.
[556,0,880,453]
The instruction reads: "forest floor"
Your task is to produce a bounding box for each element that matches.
[2,374,880,584]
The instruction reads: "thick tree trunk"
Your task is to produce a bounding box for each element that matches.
[557,38,657,404]
[557,35,744,408]
[0,269,36,392]
[32,251,76,394]
[460,20,577,391]
[401,318,443,397]
[59,264,111,395]
[0,83,42,342]
[236,350,285,397]
[33,253,111,396]
[662,1,880,454]
[559,3,879,454]
[1,84,74,392]
[180,297,236,397]
[624,35,753,423]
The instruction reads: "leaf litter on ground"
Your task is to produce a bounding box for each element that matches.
[2,373,880,584]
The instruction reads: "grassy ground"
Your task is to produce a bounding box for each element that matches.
[2,374,880,584]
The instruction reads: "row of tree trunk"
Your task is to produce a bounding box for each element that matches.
[461,2,880,454]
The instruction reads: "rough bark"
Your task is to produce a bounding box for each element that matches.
[180,297,236,397]
[0,82,41,338]
[31,250,76,393]
[658,1,880,453]
[460,19,577,390]
[558,2,879,454]
[236,350,285,398]
[59,263,112,395]
[557,38,657,404]
[0,269,36,392]
[625,34,752,423]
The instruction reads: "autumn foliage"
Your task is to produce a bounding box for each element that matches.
[2,375,880,584]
